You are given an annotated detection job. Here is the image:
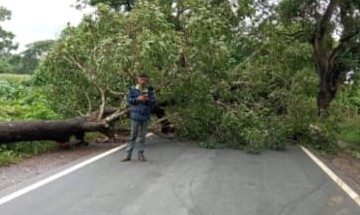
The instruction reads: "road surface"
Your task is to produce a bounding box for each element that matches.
[0,136,359,215]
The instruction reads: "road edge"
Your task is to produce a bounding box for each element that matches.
[301,146,360,207]
[0,144,127,206]
[0,133,154,206]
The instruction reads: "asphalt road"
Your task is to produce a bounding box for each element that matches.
[0,136,359,215]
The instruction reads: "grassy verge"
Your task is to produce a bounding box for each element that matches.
[0,141,57,167]
[337,117,360,158]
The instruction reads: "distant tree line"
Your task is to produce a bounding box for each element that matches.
[0,6,54,74]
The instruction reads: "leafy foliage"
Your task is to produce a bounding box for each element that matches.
[0,77,60,121]
[36,2,182,117]
[25,0,360,154]
[278,0,360,111]
[0,76,59,166]
[2,0,359,166]
[0,6,17,57]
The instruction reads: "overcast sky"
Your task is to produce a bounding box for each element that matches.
[1,0,93,51]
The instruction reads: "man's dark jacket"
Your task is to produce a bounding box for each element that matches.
[127,85,156,121]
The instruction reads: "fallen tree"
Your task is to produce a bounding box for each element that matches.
[0,108,125,144]
[0,104,174,145]
[0,118,105,144]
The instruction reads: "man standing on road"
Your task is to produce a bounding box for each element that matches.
[122,73,156,162]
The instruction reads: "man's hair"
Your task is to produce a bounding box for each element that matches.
[138,73,149,79]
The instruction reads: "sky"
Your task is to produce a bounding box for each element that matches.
[1,0,93,52]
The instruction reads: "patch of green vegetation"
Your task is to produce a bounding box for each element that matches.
[0,146,20,167]
[0,73,31,83]
[85,132,106,142]
[0,141,57,167]
[339,121,360,144]
[0,78,61,121]
[336,117,360,158]
[0,78,61,166]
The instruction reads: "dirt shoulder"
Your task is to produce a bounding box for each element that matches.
[317,151,360,195]
[0,140,124,191]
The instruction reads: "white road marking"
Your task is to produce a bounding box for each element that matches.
[0,133,154,206]
[301,146,360,207]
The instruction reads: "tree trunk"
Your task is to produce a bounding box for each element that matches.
[0,118,107,144]
[312,0,340,115]
[0,103,174,144]
[317,79,336,115]
[314,51,341,116]
[151,104,174,133]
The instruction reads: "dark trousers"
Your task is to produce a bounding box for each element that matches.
[126,119,149,157]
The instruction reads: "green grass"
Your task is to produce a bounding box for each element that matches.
[0,77,61,121]
[0,73,31,83]
[340,129,360,144]
[337,117,360,158]
[0,148,20,166]
[0,141,57,167]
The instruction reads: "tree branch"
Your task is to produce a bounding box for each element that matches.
[316,0,338,40]
[84,92,92,115]
[107,87,125,96]
[97,86,106,121]
[104,109,130,124]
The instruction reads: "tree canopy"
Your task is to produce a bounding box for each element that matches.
[31,0,360,152]
[0,6,18,74]
[0,6,17,57]
[278,0,360,113]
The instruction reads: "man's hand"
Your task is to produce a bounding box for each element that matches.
[137,95,149,102]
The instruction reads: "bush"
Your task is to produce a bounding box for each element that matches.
[0,78,61,166]
[0,79,61,121]
[0,146,20,166]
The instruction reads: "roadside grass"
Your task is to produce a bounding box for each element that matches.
[0,141,57,167]
[0,147,20,167]
[337,117,360,158]
[0,132,111,167]
[0,73,31,83]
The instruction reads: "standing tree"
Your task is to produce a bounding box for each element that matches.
[0,6,18,73]
[0,6,17,57]
[7,40,55,74]
[278,0,360,114]
[20,40,55,74]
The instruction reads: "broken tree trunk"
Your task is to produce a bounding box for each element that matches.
[0,108,128,144]
[0,118,106,144]
[0,103,173,144]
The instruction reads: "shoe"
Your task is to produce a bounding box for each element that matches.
[121,156,131,162]
[138,154,146,162]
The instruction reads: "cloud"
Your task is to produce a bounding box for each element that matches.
[1,0,93,51]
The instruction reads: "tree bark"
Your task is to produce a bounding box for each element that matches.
[0,118,106,144]
[151,104,174,133]
[0,106,128,144]
[315,57,341,116]
[313,0,339,115]
[317,72,337,113]
[0,103,174,144]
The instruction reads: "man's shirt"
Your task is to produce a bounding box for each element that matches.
[127,85,156,121]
